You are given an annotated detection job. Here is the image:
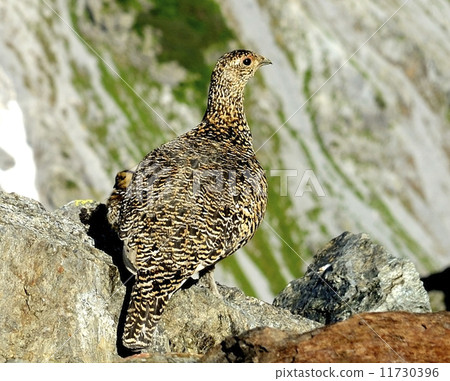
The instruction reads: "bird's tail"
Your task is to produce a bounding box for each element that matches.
[122,279,169,350]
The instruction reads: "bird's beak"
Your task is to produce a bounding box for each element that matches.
[258,55,272,67]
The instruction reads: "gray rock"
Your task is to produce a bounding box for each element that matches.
[147,282,321,354]
[273,232,431,325]
[0,191,319,361]
[0,191,125,362]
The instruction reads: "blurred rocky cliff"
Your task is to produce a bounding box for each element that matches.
[0,0,449,300]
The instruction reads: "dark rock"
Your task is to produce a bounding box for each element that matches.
[273,232,431,324]
[422,267,450,311]
[202,311,450,363]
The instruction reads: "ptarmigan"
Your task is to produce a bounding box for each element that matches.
[108,50,271,350]
[106,169,134,232]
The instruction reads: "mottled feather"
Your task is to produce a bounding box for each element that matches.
[106,169,134,232]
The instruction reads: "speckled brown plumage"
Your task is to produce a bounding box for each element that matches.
[106,169,134,232]
[109,50,271,350]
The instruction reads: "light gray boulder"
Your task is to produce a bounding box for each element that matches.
[0,192,124,362]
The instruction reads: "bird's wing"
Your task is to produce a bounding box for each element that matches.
[118,141,240,273]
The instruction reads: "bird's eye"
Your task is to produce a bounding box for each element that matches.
[243,58,252,66]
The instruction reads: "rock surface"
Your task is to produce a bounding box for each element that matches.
[202,311,450,363]
[0,191,319,361]
[274,232,431,324]
[0,192,125,362]
[148,283,320,354]
[1,190,439,362]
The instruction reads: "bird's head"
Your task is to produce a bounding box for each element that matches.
[114,169,134,192]
[204,50,272,126]
[211,50,272,91]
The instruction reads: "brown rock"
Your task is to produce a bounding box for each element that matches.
[202,311,450,363]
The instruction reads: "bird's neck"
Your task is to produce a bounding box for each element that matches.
[201,79,253,147]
